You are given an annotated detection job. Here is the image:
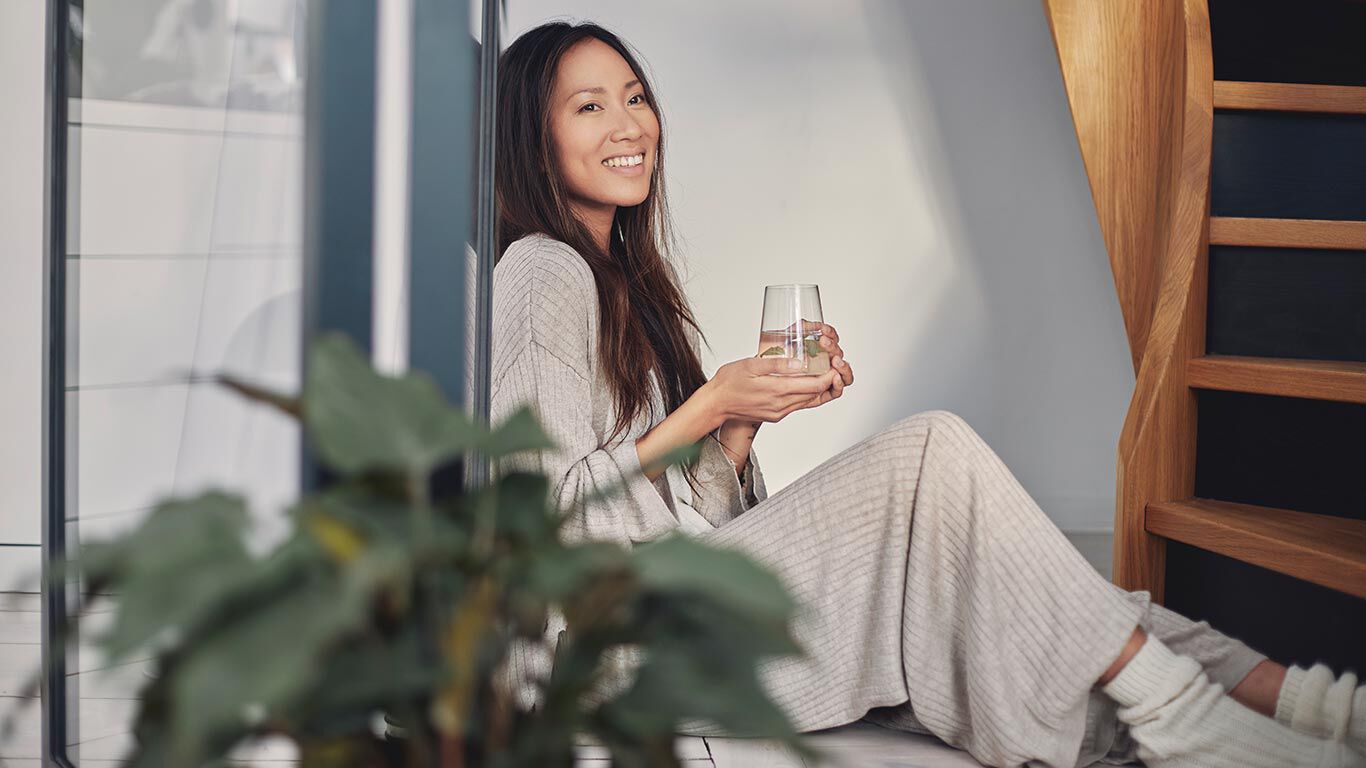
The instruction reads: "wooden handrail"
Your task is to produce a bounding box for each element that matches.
[1044,0,1189,375]
[1109,0,1214,601]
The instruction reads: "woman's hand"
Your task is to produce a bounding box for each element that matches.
[702,356,842,428]
[637,329,853,482]
[807,322,854,407]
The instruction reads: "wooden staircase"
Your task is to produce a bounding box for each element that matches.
[1046,0,1365,669]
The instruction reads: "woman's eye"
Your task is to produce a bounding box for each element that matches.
[580,95,645,113]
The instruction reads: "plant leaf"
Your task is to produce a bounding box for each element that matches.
[491,472,555,542]
[632,536,795,627]
[81,492,254,660]
[291,625,440,739]
[525,542,630,601]
[304,333,482,476]
[483,406,555,459]
[166,545,403,765]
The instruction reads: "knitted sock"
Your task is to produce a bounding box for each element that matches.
[1277,664,1366,755]
[1102,635,1362,767]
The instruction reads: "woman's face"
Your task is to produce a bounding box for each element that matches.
[547,38,659,224]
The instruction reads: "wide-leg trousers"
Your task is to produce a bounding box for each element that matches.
[700,411,1265,768]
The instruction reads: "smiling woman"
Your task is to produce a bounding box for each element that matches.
[495,22,714,479]
[549,54,658,234]
[487,18,1364,768]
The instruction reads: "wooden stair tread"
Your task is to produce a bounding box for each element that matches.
[1214,81,1366,115]
[1147,499,1366,599]
[1211,217,1366,250]
[1187,355,1366,404]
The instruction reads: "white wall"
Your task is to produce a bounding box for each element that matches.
[0,0,46,588]
[0,1,307,593]
[502,0,1133,531]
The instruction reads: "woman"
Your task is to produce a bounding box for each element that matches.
[489,20,1364,768]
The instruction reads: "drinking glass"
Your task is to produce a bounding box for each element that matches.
[756,284,830,375]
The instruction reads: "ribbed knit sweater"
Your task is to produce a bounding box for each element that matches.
[490,233,765,543]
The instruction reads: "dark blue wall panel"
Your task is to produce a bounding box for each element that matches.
[1195,391,1366,520]
[1210,0,1366,87]
[1206,245,1366,363]
[1165,542,1366,673]
[1212,111,1366,222]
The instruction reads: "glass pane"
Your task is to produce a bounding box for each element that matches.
[61,1,305,762]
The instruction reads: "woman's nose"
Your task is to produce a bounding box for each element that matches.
[611,112,644,141]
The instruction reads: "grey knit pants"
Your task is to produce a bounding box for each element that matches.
[699,411,1265,768]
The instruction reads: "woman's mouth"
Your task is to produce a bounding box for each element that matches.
[602,153,646,176]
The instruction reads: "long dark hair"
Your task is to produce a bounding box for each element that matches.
[496,22,709,451]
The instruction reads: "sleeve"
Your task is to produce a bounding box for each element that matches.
[739,439,768,507]
[490,240,681,546]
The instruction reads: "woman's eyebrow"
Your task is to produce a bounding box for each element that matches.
[565,79,642,102]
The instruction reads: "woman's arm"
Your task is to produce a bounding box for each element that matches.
[715,419,759,477]
[634,357,829,482]
[630,400,765,483]
[628,385,763,484]
[632,385,724,481]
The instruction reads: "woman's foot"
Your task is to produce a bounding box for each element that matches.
[1102,635,1362,767]
[1277,664,1366,756]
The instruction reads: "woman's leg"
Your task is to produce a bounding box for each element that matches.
[1233,661,1288,716]
[1121,591,1275,712]
[1140,600,1366,751]
[703,410,1148,767]
[702,410,1354,767]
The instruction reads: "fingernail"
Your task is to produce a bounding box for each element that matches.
[833,356,842,367]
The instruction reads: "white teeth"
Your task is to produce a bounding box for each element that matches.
[603,154,644,168]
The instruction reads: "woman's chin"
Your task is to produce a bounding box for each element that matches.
[602,188,650,208]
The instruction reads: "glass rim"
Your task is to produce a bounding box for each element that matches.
[764,283,819,289]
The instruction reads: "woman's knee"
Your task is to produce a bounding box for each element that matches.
[875,411,984,491]
[891,410,996,514]
[892,409,977,445]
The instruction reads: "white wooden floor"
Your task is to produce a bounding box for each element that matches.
[0,534,1113,767]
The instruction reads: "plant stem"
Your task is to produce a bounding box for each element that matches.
[409,471,434,556]
[440,733,464,768]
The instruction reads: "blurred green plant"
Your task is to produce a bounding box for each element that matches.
[28,334,809,768]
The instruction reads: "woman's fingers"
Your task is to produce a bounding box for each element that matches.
[834,355,853,386]
[781,393,824,419]
[725,351,849,424]
[793,372,841,407]
[761,375,846,422]
[777,383,828,409]
[764,370,835,396]
[750,356,807,376]
[817,325,851,385]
